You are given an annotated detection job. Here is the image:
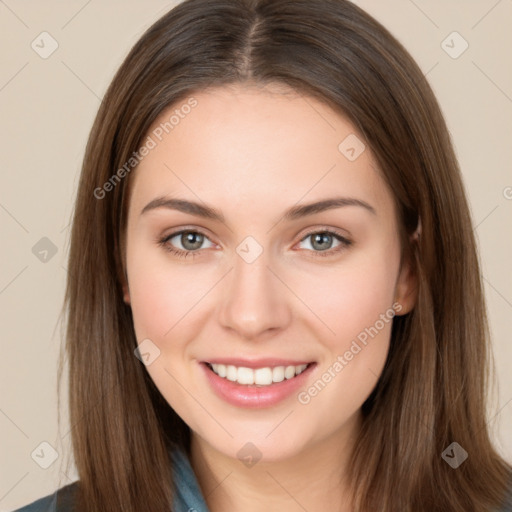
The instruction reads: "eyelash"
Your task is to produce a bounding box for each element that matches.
[157,228,353,260]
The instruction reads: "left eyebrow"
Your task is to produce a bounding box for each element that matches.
[283,197,377,220]
[140,196,377,221]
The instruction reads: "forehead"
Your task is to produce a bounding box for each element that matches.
[129,83,394,221]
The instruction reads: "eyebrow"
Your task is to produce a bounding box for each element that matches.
[140,196,377,222]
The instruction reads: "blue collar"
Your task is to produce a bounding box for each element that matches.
[170,446,210,512]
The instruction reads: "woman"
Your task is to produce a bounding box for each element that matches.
[14,0,512,510]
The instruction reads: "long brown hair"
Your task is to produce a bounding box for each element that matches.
[60,0,511,510]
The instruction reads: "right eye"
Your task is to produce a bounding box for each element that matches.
[158,229,216,259]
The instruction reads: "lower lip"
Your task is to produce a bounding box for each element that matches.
[201,362,316,409]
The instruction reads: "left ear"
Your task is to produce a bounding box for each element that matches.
[394,218,421,316]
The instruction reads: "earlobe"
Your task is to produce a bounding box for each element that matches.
[411,216,422,243]
[394,262,417,315]
[394,217,422,316]
[122,283,131,305]
[121,276,131,305]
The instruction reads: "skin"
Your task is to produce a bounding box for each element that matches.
[122,82,418,512]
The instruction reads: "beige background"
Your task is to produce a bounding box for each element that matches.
[1,0,511,509]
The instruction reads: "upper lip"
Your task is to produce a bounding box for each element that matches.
[202,358,314,369]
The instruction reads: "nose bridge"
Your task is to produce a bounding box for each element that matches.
[218,245,291,339]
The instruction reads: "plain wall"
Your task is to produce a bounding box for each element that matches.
[1,0,511,509]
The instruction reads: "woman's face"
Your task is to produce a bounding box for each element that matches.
[123,83,417,462]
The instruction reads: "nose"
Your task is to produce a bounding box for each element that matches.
[217,251,292,340]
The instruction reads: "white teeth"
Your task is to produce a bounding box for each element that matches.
[226,365,237,382]
[284,365,296,379]
[254,367,273,385]
[272,366,285,383]
[209,363,309,386]
[237,367,254,385]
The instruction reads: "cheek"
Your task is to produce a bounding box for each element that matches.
[128,272,175,341]
[127,245,209,341]
[291,241,399,413]
[302,245,399,411]
[126,252,208,423]
[295,244,400,353]
[294,268,396,429]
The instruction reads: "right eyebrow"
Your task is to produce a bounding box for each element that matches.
[140,197,225,222]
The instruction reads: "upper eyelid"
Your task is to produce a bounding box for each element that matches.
[162,227,216,244]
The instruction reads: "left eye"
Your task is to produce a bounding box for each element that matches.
[297,231,351,254]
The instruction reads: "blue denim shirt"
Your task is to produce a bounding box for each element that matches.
[11,448,512,511]
[12,447,210,512]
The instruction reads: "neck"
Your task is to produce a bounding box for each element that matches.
[189,410,362,512]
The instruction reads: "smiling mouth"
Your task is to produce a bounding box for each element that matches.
[205,362,313,386]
